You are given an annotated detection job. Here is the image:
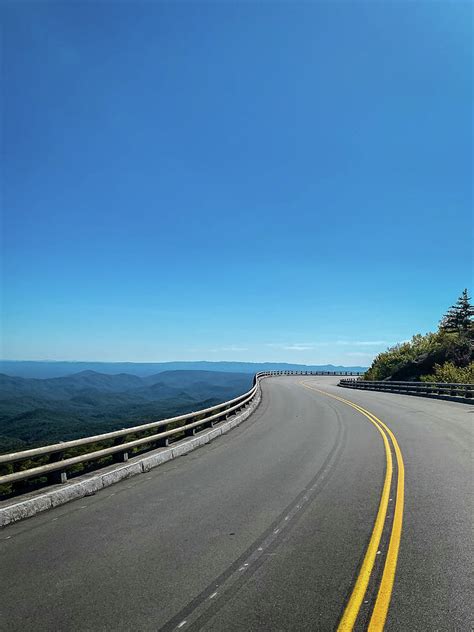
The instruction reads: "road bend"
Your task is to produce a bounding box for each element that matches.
[1,376,472,631]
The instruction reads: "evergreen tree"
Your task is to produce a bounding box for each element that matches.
[439,289,474,335]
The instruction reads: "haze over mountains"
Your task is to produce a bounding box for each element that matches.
[0,360,367,379]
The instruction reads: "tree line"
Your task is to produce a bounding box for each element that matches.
[364,289,473,382]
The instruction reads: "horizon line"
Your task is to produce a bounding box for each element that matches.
[0,358,369,367]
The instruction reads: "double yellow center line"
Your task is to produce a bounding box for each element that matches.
[300,382,405,631]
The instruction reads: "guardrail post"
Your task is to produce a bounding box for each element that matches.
[112,436,129,463]
[11,462,31,492]
[47,451,67,484]
[185,419,198,437]
[113,451,129,463]
[49,471,68,484]
[157,426,170,447]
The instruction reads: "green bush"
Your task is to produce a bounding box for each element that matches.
[421,362,474,384]
[364,290,473,382]
[363,331,447,381]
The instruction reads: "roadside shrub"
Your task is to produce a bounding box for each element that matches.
[421,362,474,384]
[363,331,447,381]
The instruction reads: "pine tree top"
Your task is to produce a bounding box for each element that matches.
[439,289,474,334]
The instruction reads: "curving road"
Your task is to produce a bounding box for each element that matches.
[1,376,472,631]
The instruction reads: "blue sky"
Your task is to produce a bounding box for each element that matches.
[2,2,472,366]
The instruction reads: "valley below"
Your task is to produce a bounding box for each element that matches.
[0,370,253,454]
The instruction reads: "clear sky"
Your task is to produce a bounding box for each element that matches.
[2,1,472,366]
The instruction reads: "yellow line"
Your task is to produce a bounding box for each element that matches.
[300,382,404,631]
[368,418,405,631]
[300,383,392,630]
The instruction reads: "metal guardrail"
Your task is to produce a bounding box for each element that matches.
[338,378,473,401]
[0,370,362,492]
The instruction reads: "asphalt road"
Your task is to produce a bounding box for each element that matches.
[1,376,472,631]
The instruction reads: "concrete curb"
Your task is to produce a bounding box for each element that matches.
[0,388,261,528]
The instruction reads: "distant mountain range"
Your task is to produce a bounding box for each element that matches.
[0,360,367,379]
[0,370,254,454]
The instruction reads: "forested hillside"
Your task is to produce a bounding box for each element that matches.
[0,370,253,454]
[364,290,474,382]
